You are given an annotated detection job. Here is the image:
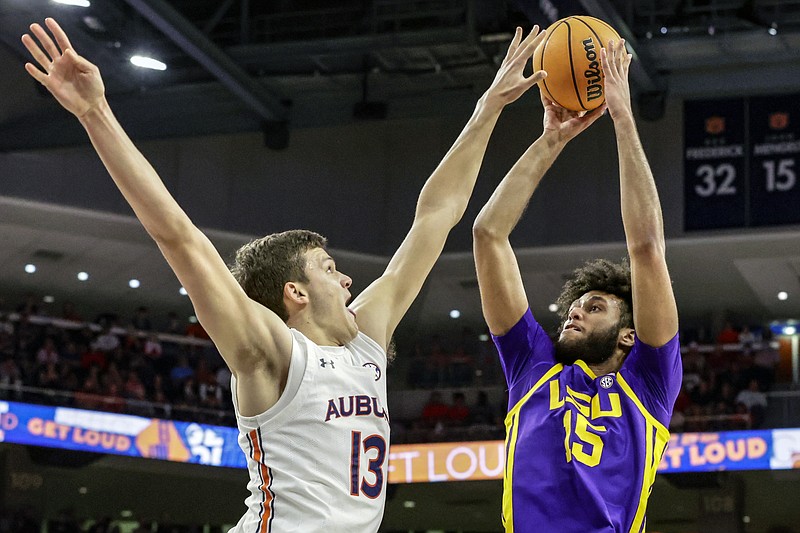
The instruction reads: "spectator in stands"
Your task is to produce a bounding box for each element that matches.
[738,325,756,348]
[92,326,120,352]
[754,336,781,389]
[16,293,40,317]
[0,355,22,399]
[471,390,497,426]
[421,391,449,428]
[143,334,163,359]
[170,354,194,386]
[716,321,739,344]
[736,378,768,428]
[123,370,147,401]
[446,392,471,426]
[131,306,153,331]
[35,337,59,365]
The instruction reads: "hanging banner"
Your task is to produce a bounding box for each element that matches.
[683,98,747,230]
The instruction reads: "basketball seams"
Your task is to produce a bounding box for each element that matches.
[539,21,568,109]
[574,16,617,49]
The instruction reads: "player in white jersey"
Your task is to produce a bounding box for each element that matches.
[23,18,548,532]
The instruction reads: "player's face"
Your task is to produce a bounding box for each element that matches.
[555,291,624,365]
[301,248,358,342]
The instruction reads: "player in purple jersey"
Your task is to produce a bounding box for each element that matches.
[472,40,682,532]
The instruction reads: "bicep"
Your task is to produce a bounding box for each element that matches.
[630,248,678,347]
[156,227,293,373]
[473,233,528,335]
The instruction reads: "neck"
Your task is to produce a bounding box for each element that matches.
[587,349,627,376]
[286,313,343,347]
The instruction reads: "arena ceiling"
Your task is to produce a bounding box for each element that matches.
[0,1,799,334]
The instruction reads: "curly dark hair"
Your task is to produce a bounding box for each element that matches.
[554,258,633,329]
[230,229,327,322]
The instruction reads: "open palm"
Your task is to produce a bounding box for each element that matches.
[541,92,606,144]
[22,18,105,118]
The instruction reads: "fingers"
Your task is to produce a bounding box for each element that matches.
[24,62,47,85]
[29,22,62,63]
[515,25,544,63]
[502,27,523,65]
[602,39,632,80]
[45,18,74,54]
[21,33,51,72]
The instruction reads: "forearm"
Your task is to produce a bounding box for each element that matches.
[414,93,506,225]
[473,132,564,238]
[79,99,192,243]
[615,116,665,253]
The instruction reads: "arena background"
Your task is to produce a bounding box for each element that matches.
[0,0,799,531]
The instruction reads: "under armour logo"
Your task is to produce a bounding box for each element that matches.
[320,358,335,369]
[599,375,614,389]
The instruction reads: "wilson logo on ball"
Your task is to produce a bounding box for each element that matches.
[533,15,621,112]
[582,38,603,103]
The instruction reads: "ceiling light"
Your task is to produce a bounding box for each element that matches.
[130,55,167,71]
[77,271,89,281]
[478,334,489,342]
[784,326,797,335]
[43,296,55,303]
[403,500,416,508]
[179,287,188,296]
[768,27,778,36]
[188,315,198,323]
[449,309,461,319]
[778,291,788,301]
[548,303,558,313]
[53,0,91,7]
[660,26,668,35]
[24,264,36,274]
[708,25,715,36]
[128,279,141,289]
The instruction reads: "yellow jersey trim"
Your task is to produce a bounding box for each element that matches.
[617,373,671,533]
[503,363,563,532]
[574,359,598,379]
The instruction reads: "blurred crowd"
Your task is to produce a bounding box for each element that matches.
[0,292,784,442]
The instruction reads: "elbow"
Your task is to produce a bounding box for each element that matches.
[472,216,502,243]
[627,239,666,262]
[149,213,197,247]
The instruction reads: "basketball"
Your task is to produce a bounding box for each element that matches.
[533,15,621,112]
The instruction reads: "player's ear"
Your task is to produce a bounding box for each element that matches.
[618,327,635,349]
[284,281,308,305]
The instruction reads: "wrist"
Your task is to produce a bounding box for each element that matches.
[541,130,568,151]
[78,98,111,125]
[477,91,506,116]
[611,111,636,131]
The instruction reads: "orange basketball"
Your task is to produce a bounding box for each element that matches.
[533,15,621,112]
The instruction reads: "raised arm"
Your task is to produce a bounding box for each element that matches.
[23,19,291,416]
[601,40,678,347]
[350,27,547,348]
[473,94,606,334]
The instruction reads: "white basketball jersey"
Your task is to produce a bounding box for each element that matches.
[228,328,389,533]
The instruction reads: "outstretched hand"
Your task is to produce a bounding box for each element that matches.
[484,26,548,108]
[22,18,105,119]
[541,91,606,144]
[600,39,633,122]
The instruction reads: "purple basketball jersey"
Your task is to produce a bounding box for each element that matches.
[494,309,682,532]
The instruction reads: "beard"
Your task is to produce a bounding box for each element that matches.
[554,324,621,366]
